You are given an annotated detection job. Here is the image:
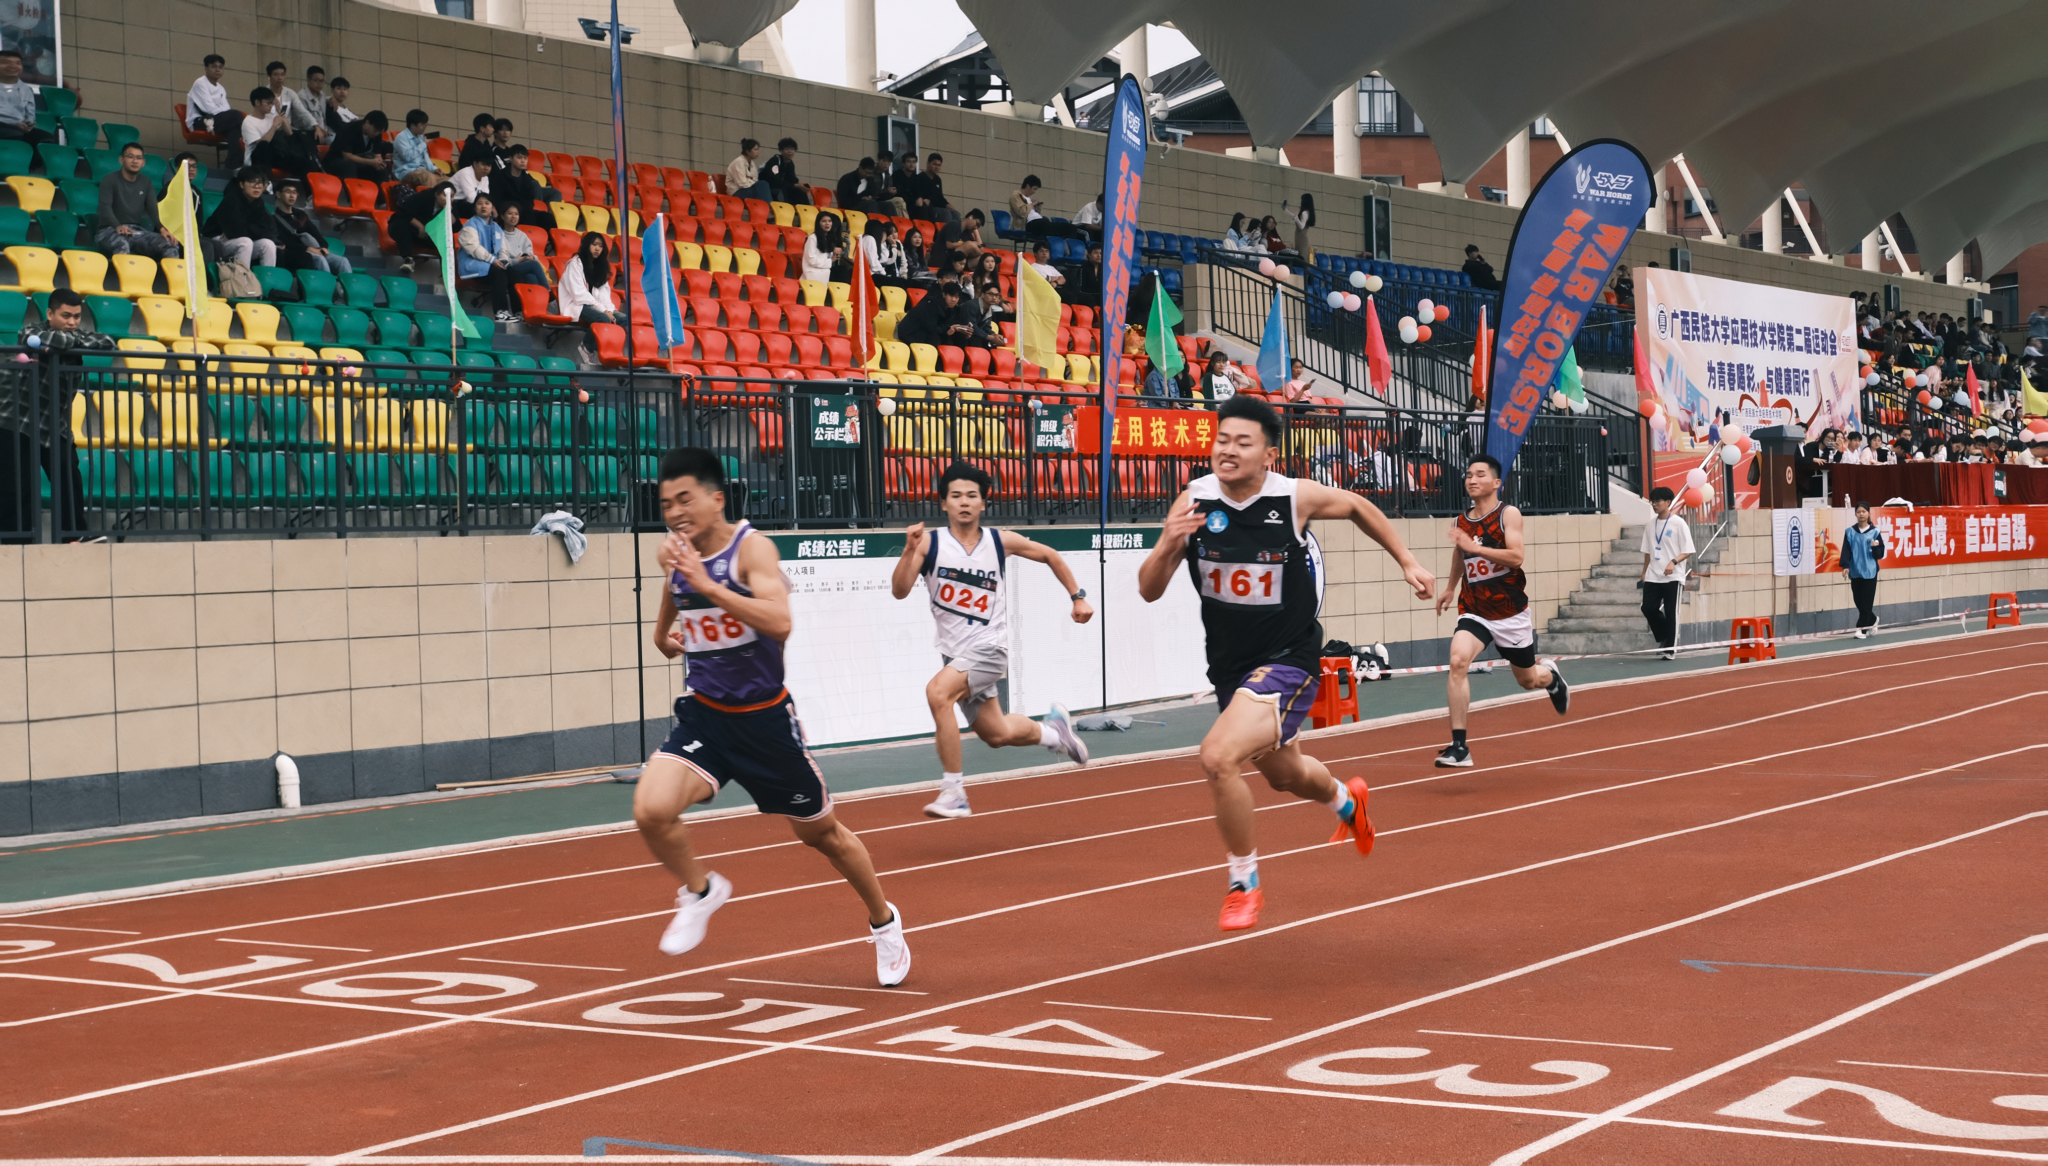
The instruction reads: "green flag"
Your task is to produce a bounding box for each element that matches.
[426,203,481,346]
[1555,345,1583,404]
[1144,273,1183,380]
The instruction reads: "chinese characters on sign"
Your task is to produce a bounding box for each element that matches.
[794,538,870,559]
[1864,506,2031,566]
[808,395,861,448]
[1072,406,1215,456]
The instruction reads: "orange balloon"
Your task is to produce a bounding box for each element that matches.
[1681,485,1705,509]
[1433,304,1450,322]
[1736,435,1752,453]
[1916,389,1933,406]
[1638,397,1660,418]
[1415,324,1432,343]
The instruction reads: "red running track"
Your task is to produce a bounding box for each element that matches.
[4,628,2048,1166]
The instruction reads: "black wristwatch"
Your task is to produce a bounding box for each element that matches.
[1070,589,1087,601]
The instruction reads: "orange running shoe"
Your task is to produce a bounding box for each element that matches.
[1218,886,1263,931]
[1328,776,1376,857]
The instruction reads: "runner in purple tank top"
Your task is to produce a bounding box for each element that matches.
[633,448,910,985]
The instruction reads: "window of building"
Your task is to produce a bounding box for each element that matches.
[1531,117,1553,137]
[435,0,473,18]
[1358,76,1399,135]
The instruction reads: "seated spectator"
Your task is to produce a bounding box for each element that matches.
[760,137,808,205]
[456,112,497,170]
[263,61,318,152]
[914,152,958,226]
[934,249,969,286]
[1074,193,1104,237]
[488,119,517,170]
[1462,244,1500,291]
[491,202,549,318]
[1280,358,1314,402]
[1026,240,1065,290]
[0,49,50,145]
[324,108,391,181]
[1224,212,1251,251]
[966,283,1005,348]
[185,53,243,142]
[726,138,769,201]
[458,195,546,324]
[449,153,493,218]
[1068,240,1102,306]
[936,209,985,264]
[902,226,935,284]
[1202,351,1246,403]
[802,211,850,283]
[968,252,1010,317]
[558,230,627,329]
[896,280,976,347]
[1240,216,1266,252]
[296,66,333,145]
[893,152,922,215]
[1609,263,1634,308]
[861,219,910,288]
[388,174,448,274]
[324,76,360,130]
[1260,215,1295,257]
[488,145,559,216]
[242,87,317,177]
[3,288,112,544]
[836,157,882,215]
[872,149,909,218]
[271,180,351,275]
[1011,175,1057,237]
[95,144,182,260]
[392,109,434,182]
[204,166,281,268]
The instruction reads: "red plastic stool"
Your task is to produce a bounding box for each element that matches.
[1987,592,2022,630]
[1309,656,1361,728]
[1727,617,1777,664]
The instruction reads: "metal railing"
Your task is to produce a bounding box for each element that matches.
[1,348,1617,542]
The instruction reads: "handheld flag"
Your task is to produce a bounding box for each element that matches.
[1965,362,1982,415]
[1364,294,1390,393]
[1471,304,1490,404]
[156,163,203,315]
[2024,367,2048,418]
[425,200,481,352]
[1556,345,1583,408]
[1014,259,1062,376]
[640,215,683,351]
[1143,273,1183,380]
[1254,286,1288,392]
[848,241,878,372]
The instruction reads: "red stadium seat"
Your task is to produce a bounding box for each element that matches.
[590,322,631,368]
[682,269,714,297]
[685,296,722,327]
[730,331,762,365]
[696,328,731,364]
[794,334,824,368]
[752,303,785,334]
[814,305,842,336]
[759,251,790,280]
[825,336,853,368]
[965,347,992,377]
[937,345,965,374]
[712,272,745,300]
[762,333,794,366]
[773,278,804,305]
[783,305,814,335]
[515,283,575,326]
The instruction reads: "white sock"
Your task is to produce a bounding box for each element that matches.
[1323,779,1353,817]
[1039,723,1058,747]
[1227,850,1259,890]
[941,771,964,789]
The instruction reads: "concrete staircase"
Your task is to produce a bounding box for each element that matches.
[1544,524,1726,656]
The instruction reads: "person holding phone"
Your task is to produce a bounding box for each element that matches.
[1841,502,1885,637]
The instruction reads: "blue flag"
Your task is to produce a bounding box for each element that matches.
[1485,139,1653,471]
[1096,74,1148,527]
[1255,286,1289,394]
[640,215,683,351]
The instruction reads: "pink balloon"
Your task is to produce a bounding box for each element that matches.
[1273,264,1290,278]
[1342,293,1361,312]
[1258,258,1276,276]
[1684,467,1707,489]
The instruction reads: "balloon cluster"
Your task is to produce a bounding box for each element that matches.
[1348,269,1384,293]
[1258,257,1292,279]
[1322,290,1362,311]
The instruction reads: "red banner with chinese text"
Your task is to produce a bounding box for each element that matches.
[1814,505,2043,572]
[1073,406,1216,457]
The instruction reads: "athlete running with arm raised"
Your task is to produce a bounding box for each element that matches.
[1432,453,1570,768]
[891,461,1094,819]
[634,448,910,985]
[1137,395,1435,931]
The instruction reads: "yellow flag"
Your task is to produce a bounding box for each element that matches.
[2025,367,2048,419]
[157,163,204,316]
[1014,260,1062,376]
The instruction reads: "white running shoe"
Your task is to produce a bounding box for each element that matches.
[923,783,971,818]
[1044,702,1089,766]
[657,871,731,956]
[869,903,911,986]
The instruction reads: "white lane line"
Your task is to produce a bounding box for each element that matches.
[1489,933,2048,1165]
[729,978,930,996]
[309,756,2048,1164]
[1045,1001,1270,1022]
[1838,1059,2048,1079]
[217,938,371,952]
[1415,1028,1671,1051]
[456,958,625,973]
[0,924,142,934]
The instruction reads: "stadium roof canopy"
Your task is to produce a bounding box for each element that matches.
[904,0,2048,270]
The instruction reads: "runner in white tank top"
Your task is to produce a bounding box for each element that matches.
[890,461,1096,819]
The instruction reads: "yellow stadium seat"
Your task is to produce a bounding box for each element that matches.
[798,279,827,306]
[3,245,59,293]
[110,255,159,298]
[896,374,926,390]
[845,210,867,238]
[703,244,732,273]
[158,258,193,301]
[193,299,235,345]
[550,202,580,231]
[116,338,171,392]
[621,209,641,237]
[410,399,455,452]
[794,204,818,232]
[954,378,982,392]
[219,341,270,392]
[673,241,703,270]
[880,286,906,314]
[882,340,910,372]
[60,249,109,294]
[321,398,403,449]
[908,342,938,373]
[579,205,611,235]
[871,371,899,385]
[770,201,795,227]
[234,301,283,348]
[874,311,898,342]
[68,393,90,445]
[1065,354,1093,383]
[272,344,319,363]
[168,339,220,357]
[926,375,954,389]
[5,175,54,214]
[733,247,761,276]
[137,297,185,341]
[319,346,366,364]
[155,392,216,448]
[97,391,151,448]
[827,281,850,311]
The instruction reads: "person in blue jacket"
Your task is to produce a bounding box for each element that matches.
[1841,502,1885,637]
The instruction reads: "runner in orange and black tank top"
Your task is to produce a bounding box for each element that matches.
[1454,502,1528,622]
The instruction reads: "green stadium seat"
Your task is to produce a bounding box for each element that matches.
[327,306,373,349]
[537,453,574,497]
[200,189,222,221]
[413,311,460,348]
[139,155,167,187]
[497,403,537,449]
[494,351,538,371]
[81,148,120,182]
[32,209,78,249]
[0,141,30,177]
[494,454,535,500]
[84,296,134,338]
[346,453,394,501]
[296,269,336,306]
[244,450,291,502]
[61,117,99,150]
[296,452,339,501]
[56,178,95,216]
[260,398,310,449]
[201,451,243,504]
[249,266,295,301]
[35,144,79,179]
[280,303,328,346]
[101,124,140,152]
[128,450,192,505]
[362,347,411,367]
[455,350,496,372]
[338,271,380,307]
[213,394,262,448]
[40,86,78,122]
[377,274,417,311]
[369,309,414,347]
[400,453,449,501]
[0,206,28,247]
[79,449,120,504]
[584,405,619,448]
[582,454,620,496]
[543,403,575,448]
[0,290,31,333]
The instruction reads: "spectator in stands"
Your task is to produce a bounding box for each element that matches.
[488,119,516,170]
[458,194,541,324]
[489,145,558,216]
[1202,351,1238,403]
[242,88,316,177]
[1609,264,1634,308]
[185,53,243,142]
[1072,240,1103,306]
[271,180,350,275]
[968,252,1010,317]
[324,108,390,181]
[1280,358,1314,402]
[492,201,548,295]
[727,138,769,201]
[935,250,969,286]
[1026,240,1065,291]
[2,289,110,543]
[456,112,497,169]
[1841,502,1884,637]
[897,280,977,348]
[1260,215,1292,257]
[902,226,934,284]
[1241,216,1266,252]
[966,284,1005,347]
[0,50,50,146]
[862,219,910,288]
[297,66,333,144]
[393,109,434,182]
[915,153,958,226]
[1461,244,1500,291]
[2030,304,2048,339]
[835,157,883,215]
[204,167,281,268]
[387,175,448,274]
[449,152,493,218]
[559,230,626,328]
[95,144,182,259]
[1839,431,1874,464]
[936,209,985,265]
[872,149,909,218]
[760,137,808,205]
[802,211,850,283]
[1224,213,1251,251]
[1073,193,1104,238]
[264,61,318,151]
[893,152,921,213]
[1292,193,1315,262]
[324,76,359,130]
[1012,175,1063,238]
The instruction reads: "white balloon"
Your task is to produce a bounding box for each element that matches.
[1721,444,1741,465]
[1342,293,1361,312]
[1570,397,1590,414]
[1349,269,1369,289]
[877,397,897,415]
[1866,372,1880,386]
[1326,291,1346,309]
[1365,275,1384,292]
[1399,329,1418,345]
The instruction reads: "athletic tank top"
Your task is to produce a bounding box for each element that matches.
[1456,502,1528,620]
[1183,471,1322,684]
[921,525,1008,657]
[669,521,786,706]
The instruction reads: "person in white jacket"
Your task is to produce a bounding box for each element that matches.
[558,230,626,327]
[802,212,848,283]
[860,219,910,288]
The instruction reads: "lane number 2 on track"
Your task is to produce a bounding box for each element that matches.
[1719,1077,2048,1141]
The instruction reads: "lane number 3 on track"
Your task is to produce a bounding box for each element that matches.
[1288,1047,1610,1096]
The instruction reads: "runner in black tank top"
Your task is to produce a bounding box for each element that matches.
[1433,454,1571,769]
[1138,396,1437,933]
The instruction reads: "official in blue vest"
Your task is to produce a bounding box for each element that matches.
[1841,502,1886,638]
